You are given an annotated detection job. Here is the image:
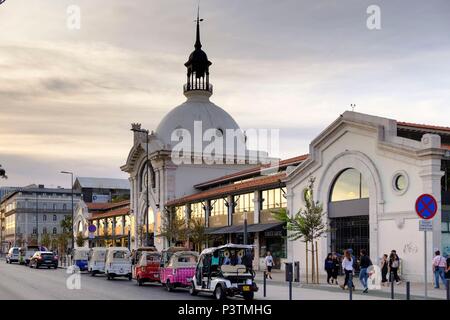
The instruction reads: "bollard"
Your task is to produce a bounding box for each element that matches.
[447,280,449,300]
[285,262,293,300]
[263,271,267,298]
[406,281,410,300]
[289,279,292,300]
[390,272,394,300]
[349,273,353,301]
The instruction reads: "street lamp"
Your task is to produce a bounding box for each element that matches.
[131,127,150,247]
[244,210,248,245]
[60,171,74,251]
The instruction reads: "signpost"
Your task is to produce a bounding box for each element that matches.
[415,194,438,300]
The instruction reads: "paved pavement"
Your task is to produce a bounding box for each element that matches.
[1,259,447,300]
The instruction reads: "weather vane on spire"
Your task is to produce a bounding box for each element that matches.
[194,3,204,49]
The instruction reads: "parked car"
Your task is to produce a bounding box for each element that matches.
[6,247,20,264]
[88,247,107,276]
[189,244,258,300]
[72,248,90,271]
[29,251,58,269]
[134,251,161,286]
[160,250,198,292]
[104,247,132,280]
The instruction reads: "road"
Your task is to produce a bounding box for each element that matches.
[0,260,209,300]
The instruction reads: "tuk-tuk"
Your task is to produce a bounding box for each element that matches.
[160,251,198,292]
[88,247,107,276]
[189,244,258,300]
[134,251,162,286]
[160,246,189,267]
[104,247,132,280]
[72,248,90,271]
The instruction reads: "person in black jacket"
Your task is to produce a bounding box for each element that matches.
[359,249,372,293]
[324,253,334,284]
[331,253,340,285]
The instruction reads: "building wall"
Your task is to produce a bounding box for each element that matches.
[286,112,444,282]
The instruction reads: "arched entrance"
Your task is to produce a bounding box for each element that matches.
[328,168,370,258]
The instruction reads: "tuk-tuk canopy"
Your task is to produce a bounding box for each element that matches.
[73,248,90,260]
[200,244,255,256]
[163,246,189,253]
[106,247,131,261]
[138,251,161,266]
[167,251,198,268]
[89,247,107,260]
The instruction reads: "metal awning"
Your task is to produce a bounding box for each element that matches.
[204,227,224,235]
[207,222,284,235]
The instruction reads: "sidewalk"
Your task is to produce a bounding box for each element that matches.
[254,270,449,300]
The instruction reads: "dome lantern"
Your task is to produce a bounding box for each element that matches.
[184,7,213,96]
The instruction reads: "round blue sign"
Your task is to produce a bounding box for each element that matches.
[415,194,438,220]
[88,224,97,233]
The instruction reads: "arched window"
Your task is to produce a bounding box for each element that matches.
[43,214,47,222]
[330,168,369,202]
[140,161,156,192]
[52,227,57,235]
[53,215,57,221]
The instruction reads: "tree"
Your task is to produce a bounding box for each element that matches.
[76,232,85,247]
[0,164,7,179]
[157,210,187,247]
[188,217,208,252]
[273,176,327,284]
[41,233,51,249]
[60,215,72,234]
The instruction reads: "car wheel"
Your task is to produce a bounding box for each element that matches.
[107,273,111,280]
[166,280,173,292]
[243,292,254,301]
[214,285,225,300]
[189,282,198,296]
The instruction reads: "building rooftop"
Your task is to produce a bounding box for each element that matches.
[75,177,130,190]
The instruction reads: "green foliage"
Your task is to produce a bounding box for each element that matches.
[76,232,85,247]
[41,233,51,249]
[0,164,7,179]
[273,176,327,243]
[157,210,187,246]
[188,217,208,252]
[60,215,72,235]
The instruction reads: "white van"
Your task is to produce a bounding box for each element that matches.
[88,247,107,276]
[6,247,20,264]
[104,247,132,280]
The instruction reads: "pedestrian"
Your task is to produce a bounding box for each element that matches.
[359,249,372,293]
[264,251,274,280]
[389,250,401,285]
[432,250,448,289]
[380,254,389,286]
[331,253,340,285]
[446,255,450,280]
[324,253,334,284]
[340,250,354,290]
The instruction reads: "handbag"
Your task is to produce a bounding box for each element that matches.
[434,257,443,272]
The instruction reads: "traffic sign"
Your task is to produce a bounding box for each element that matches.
[419,219,433,231]
[415,194,438,220]
[88,224,97,233]
[88,232,95,239]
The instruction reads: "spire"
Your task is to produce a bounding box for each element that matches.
[195,5,202,50]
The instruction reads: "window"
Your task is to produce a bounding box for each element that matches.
[53,203,56,210]
[175,206,185,220]
[190,203,204,219]
[261,188,286,210]
[43,227,47,234]
[53,227,57,234]
[32,227,37,234]
[392,171,409,195]
[53,215,57,221]
[210,198,227,216]
[63,204,67,210]
[43,214,47,222]
[330,168,369,202]
[234,193,254,213]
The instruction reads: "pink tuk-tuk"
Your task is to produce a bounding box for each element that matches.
[159,250,199,292]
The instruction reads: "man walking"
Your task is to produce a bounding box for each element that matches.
[359,249,372,293]
[432,250,448,289]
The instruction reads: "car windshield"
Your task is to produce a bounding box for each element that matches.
[42,253,54,259]
[12,248,19,254]
[146,254,160,262]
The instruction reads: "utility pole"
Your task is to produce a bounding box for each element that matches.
[60,171,74,251]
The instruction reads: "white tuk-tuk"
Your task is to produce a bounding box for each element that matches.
[72,247,90,271]
[104,247,132,280]
[88,247,107,276]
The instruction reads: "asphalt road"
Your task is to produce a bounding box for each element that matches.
[0,260,210,300]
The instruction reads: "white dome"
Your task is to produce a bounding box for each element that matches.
[155,92,244,153]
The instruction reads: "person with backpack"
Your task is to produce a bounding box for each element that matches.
[324,253,334,284]
[432,250,448,289]
[359,249,372,293]
[389,250,401,285]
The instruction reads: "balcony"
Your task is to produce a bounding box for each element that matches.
[183,83,213,94]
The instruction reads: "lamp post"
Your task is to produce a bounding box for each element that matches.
[131,127,150,247]
[35,193,39,245]
[60,171,74,251]
[244,210,248,245]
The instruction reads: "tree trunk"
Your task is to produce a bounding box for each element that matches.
[311,241,315,283]
[315,240,319,284]
[305,241,308,284]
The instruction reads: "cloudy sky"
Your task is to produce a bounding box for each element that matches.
[0,0,449,188]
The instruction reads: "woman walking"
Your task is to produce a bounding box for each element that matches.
[389,250,401,285]
[264,251,274,280]
[331,253,340,285]
[380,254,389,286]
[340,250,354,290]
[324,253,334,284]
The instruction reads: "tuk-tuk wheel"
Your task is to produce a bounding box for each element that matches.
[107,274,111,280]
[128,274,132,281]
[166,280,173,292]
[243,292,254,301]
[189,282,198,296]
[214,285,225,300]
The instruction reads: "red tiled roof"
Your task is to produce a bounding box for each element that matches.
[397,122,450,133]
[86,200,130,211]
[89,206,130,220]
[194,154,308,189]
[167,172,286,206]
[442,144,450,151]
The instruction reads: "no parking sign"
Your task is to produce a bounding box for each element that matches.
[415,194,438,220]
